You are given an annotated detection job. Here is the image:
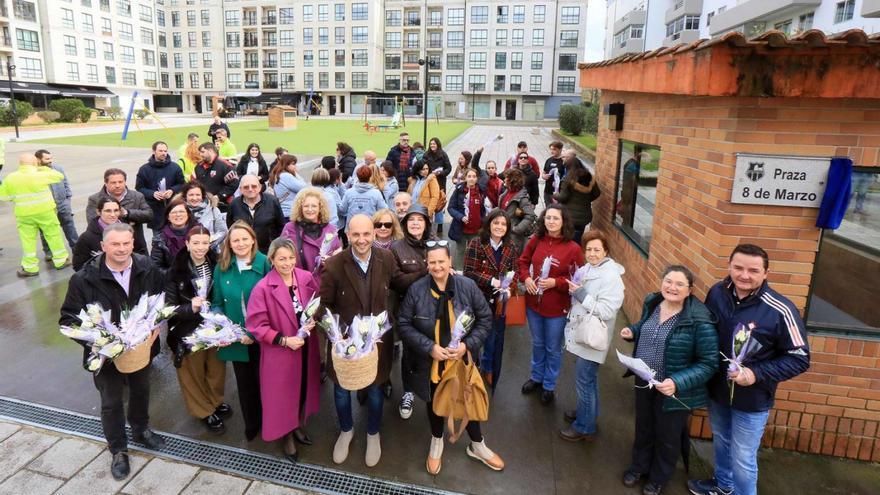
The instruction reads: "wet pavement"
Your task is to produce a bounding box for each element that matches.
[0,130,878,494]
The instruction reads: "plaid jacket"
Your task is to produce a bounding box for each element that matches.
[462,236,519,302]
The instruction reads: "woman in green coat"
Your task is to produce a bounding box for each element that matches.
[619,265,719,495]
[212,221,271,440]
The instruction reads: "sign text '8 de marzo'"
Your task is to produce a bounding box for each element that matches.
[730,154,830,208]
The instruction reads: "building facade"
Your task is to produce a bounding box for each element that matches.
[601,0,880,59]
[0,0,588,120]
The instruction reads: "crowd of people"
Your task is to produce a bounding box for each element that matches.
[0,123,810,495]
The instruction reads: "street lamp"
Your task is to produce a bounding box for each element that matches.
[6,63,19,139]
[418,58,435,145]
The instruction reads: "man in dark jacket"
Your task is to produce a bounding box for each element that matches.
[689,244,810,495]
[59,223,167,481]
[501,152,540,206]
[318,214,407,468]
[194,142,238,211]
[207,115,231,143]
[136,141,186,231]
[226,175,285,253]
[385,132,413,192]
[86,168,151,255]
[541,141,565,207]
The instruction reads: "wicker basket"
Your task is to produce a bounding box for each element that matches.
[114,325,161,373]
[332,347,378,391]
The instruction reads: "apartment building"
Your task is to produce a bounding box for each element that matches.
[601,0,880,59]
[0,1,588,120]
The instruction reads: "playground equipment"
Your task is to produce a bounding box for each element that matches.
[361,96,440,134]
[121,91,169,141]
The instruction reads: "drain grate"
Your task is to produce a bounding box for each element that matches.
[0,396,462,495]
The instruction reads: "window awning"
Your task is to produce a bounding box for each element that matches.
[0,81,60,95]
[48,84,115,98]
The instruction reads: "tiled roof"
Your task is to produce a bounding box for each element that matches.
[577,29,880,98]
[578,29,880,70]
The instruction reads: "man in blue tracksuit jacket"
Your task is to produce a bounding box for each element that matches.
[689,244,810,495]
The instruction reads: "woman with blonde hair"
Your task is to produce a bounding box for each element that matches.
[280,187,341,286]
[371,208,403,250]
[212,220,271,441]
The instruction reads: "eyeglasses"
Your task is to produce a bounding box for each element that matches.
[662,279,690,289]
[374,222,394,229]
[426,240,450,247]
[241,185,260,190]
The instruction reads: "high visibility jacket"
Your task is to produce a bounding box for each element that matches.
[177,143,197,179]
[0,164,64,216]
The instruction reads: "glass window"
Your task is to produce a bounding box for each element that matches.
[561,6,580,24]
[119,22,133,41]
[204,73,213,89]
[280,51,295,68]
[560,30,578,47]
[62,8,75,28]
[352,3,368,21]
[471,6,488,24]
[318,4,328,22]
[834,0,855,23]
[120,45,135,63]
[335,71,345,88]
[87,64,99,83]
[226,32,240,47]
[386,10,401,26]
[319,50,329,67]
[614,140,660,255]
[447,31,464,48]
[122,69,136,86]
[468,75,486,91]
[557,76,576,93]
[335,49,345,66]
[141,27,154,44]
[494,75,506,91]
[303,5,313,22]
[530,75,541,92]
[303,28,313,44]
[19,57,43,79]
[512,29,524,46]
[446,53,463,70]
[511,52,522,70]
[85,39,96,58]
[226,53,241,68]
[117,0,131,17]
[16,29,39,52]
[66,62,79,81]
[352,72,368,89]
[335,27,345,44]
[429,10,443,26]
[280,7,294,24]
[385,54,400,70]
[143,50,156,66]
[385,75,400,90]
[470,30,488,46]
[447,8,464,26]
[190,73,199,88]
[319,27,328,44]
[13,0,37,22]
[530,52,543,70]
[495,52,506,69]
[496,29,508,46]
[558,54,577,71]
[352,26,368,43]
[202,52,212,68]
[227,73,241,89]
[82,13,94,33]
[385,32,401,48]
[497,6,508,23]
[469,52,486,69]
[808,169,880,335]
[534,5,546,23]
[103,42,114,61]
[225,10,239,26]
[513,5,525,23]
[352,49,367,66]
[201,10,210,25]
[445,75,463,91]
[532,29,544,46]
[335,3,345,21]
[303,50,313,67]
[510,75,522,91]
[280,30,294,46]
[105,66,115,84]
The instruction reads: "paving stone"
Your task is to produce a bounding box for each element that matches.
[0,469,64,495]
[245,480,311,495]
[0,429,59,482]
[0,421,21,442]
[28,437,104,478]
[121,457,199,495]
[55,451,150,495]
[180,470,251,495]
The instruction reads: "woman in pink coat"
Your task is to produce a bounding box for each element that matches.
[246,237,321,462]
[280,187,342,285]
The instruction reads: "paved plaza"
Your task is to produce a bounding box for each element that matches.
[0,123,877,494]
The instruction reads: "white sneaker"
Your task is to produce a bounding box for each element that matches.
[467,439,505,471]
[399,392,415,419]
[365,433,381,467]
[332,430,353,464]
[426,436,444,475]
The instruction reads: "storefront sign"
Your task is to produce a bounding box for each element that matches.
[731,154,830,208]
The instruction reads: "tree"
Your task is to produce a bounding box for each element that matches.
[0,100,35,126]
[49,98,88,122]
[559,104,588,135]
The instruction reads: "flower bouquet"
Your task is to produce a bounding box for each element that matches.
[449,311,474,349]
[325,310,391,390]
[158,177,167,195]
[482,133,504,149]
[183,312,247,353]
[192,275,210,312]
[315,232,339,267]
[298,295,322,338]
[534,255,559,303]
[616,350,690,409]
[720,322,759,405]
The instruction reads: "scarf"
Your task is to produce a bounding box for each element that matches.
[412,177,427,202]
[162,224,189,259]
[500,188,520,210]
[429,277,456,383]
[298,220,325,239]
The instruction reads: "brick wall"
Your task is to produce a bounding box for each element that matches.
[591,91,880,461]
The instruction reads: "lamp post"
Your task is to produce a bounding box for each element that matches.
[418,58,435,146]
[6,63,19,139]
[470,83,476,122]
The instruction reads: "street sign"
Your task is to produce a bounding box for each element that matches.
[731,153,830,208]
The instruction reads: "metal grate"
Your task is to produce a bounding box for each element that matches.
[0,396,461,495]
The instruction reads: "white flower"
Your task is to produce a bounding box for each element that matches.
[87,358,102,372]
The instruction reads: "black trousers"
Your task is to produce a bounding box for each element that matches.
[93,363,151,455]
[630,385,690,485]
[426,380,483,442]
[231,344,262,439]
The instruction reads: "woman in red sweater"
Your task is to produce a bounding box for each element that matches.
[517,205,584,404]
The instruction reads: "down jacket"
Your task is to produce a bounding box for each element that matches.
[627,292,720,412]
[566,257,626,364]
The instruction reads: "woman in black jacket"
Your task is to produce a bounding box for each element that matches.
[336,142,358,183]
[236,143,270,191]
[398,242,503,475]
[73,197,141,271]
[151,198,197,271]
[164,225,231,434]
[423,138,452,234]
[554,156,599,243]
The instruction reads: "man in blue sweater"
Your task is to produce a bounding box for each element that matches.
[689,244,810,495]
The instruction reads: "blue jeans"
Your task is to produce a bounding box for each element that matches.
[480,315,507,387]
[526,308,566,391]
[572,358,599,434]
[334,383,384,435]
[708,399,769,495]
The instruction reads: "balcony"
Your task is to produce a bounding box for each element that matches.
[613,10,646,36]
[665,30,701,45]
[263,61,277,68]
[402,62,420,70]
[262,17,277,26]
[863,0,880,17]
[708,0,821,36]
[245,81,260,89]
[665,0,703,24]
[406,81,419,91]
[405,18,421,27]
[242,17,258,27]
[244,60,260,69]
[263,81,279,89]
[0,3,8,19]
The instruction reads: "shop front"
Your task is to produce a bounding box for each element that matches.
[579,29,880,461]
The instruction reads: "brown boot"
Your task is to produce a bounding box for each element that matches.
[282,432,298,462]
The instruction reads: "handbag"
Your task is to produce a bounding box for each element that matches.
[432,351,489,443]
[435,188,448,212]
[502,295,526,326]
[567,298,609,351]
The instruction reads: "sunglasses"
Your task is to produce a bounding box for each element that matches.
[426,240,450,247]
[518,156,529,160]
[374,222,394,229]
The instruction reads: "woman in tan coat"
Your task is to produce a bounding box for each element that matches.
[407,160,441,218]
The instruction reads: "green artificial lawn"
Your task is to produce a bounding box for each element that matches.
[33,118,473,156]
